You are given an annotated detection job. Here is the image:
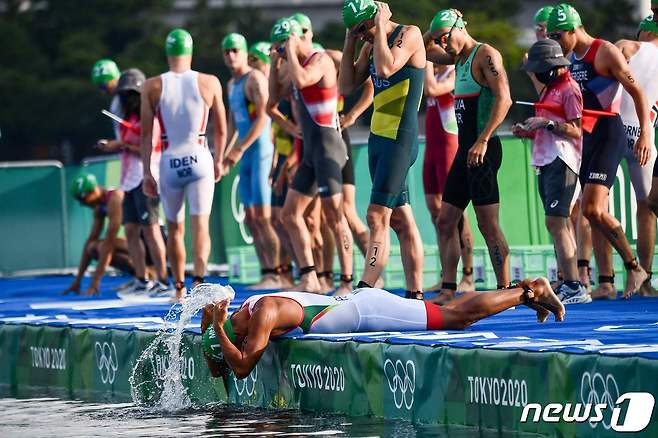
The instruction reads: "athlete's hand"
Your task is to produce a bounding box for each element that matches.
[143,174,159,198]
[467,138,488,167]
[213,159,222,182]
[340,113,357,129]
[213,300,230,328]
[523,117,550,131]
[273,171,287,196]
[61,281,81,296]
[82,283,100,297]
[374,2,392,27]
[634,132,651,167]
[286,33,300,53]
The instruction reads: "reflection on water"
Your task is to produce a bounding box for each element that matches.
[0,397,540,438]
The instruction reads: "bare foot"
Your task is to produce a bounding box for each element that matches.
[172,287,187,304]
[334,282,353,297]
[591,283,617,300]
[458,274,475,292]
[578,267,592,294]
[429,289,456,305]
[424,283,442,293]
[248,275,282,291]
[528,277,565,322]
[279,275,295,289]
[623,266,648,299]
[320,276,335,294]
[640,280,658,297]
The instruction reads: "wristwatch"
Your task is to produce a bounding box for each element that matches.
[545,120,557,132]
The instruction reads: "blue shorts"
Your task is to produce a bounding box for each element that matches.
[239,143,273,208]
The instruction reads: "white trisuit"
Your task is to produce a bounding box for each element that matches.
[239,289,444,335]
[620,42,658,199]
[157,70,215,223]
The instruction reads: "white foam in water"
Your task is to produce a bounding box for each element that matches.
[129,283,235,412]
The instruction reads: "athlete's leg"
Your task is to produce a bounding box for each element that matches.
[343,184,369,255]
[474,203,510,289]
[360,204,393,287]
[440,277,564,329]
[424,193,443,292]
[320,212,336,292]
[390,205,423,293]
[283,189,321,292]
[581,183,647,298]
[249,204,282,290]
[107,238,135,274]
[190,214,210,279]
[591,223,616,300]
[546,216,578,282]
[185,167,215,290]
[167,219,186,300]
[458,215,475,292]
[304,196,324,285]
[322,193,353,295]
[433,202,464,304]
[124,223,147,280]
[576,202,593,291]
[141,223,168,283]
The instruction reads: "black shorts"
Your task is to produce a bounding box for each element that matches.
[538,158,578,218]
[368,129,419,209]
[271,154,288,208]
[443,136,503,210]
[290,126,346,198]
[341,129,355,186]
[123,182,160,225]
[580,115,626,189]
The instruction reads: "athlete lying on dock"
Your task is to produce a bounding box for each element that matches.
[201,278,564,378]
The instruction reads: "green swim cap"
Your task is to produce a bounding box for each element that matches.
[312,42,324,50]
[547,4,582,32]
[639,15,658,33]
[222,33,248,52]
[201,322,237,362]
[533,6,555,24]
[91,59,120,86]
[249,41,271,63]
[430,9,466,33]
[71,173,98,199]
[292,12,312,31]
[270,17,303,43]
[342,0,377,29]
[165,28,193,56]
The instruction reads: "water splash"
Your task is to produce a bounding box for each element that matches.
[129,283,235,412]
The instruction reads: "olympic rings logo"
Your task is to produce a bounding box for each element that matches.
[384,359,416,410]
[234,365,258,397]
[94,341,119,385]
[580,371,620,430]
[230,175,253,244]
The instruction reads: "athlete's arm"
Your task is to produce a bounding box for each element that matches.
[468,46,512,166]
[372,8,422,78]
[209,76,228,180]
[340,79,374,129]
[141,77,159,198]
[424,62,454,97]
[213,301,276,379]
[424,36,456,65]
[266,60,301,138]
[64,211,105,294]
[225,72,270,166]
[285,35,332,89]
[614,39,640,62]
[601,42,652,166]
[339,32,371,95]
[86,193,123,295]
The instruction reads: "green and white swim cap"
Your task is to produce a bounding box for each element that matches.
[342,0,377,29]
[91,59,120,86]
[292,12,312,32]
[222,33,248,52]
[165,28,193,56]
[201,322,237,362]
[430,9,466,33]
[71,173,98,199]
[639,15,658,33]
[533,6,555,24]
[249,41,272,63]
[270,17,303,43]
[547,4,582,32]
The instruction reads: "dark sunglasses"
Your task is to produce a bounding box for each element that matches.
[434,15,460,47]
[548,32,564,41]
[275,45,285,54]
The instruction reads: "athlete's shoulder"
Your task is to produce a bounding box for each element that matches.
[478,43,503,58]
[144,76,162,91]
[248,68,267,83]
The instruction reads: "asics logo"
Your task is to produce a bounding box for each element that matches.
[384,359,415,410]
[94,341,119,385]
[235,365,258,397]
